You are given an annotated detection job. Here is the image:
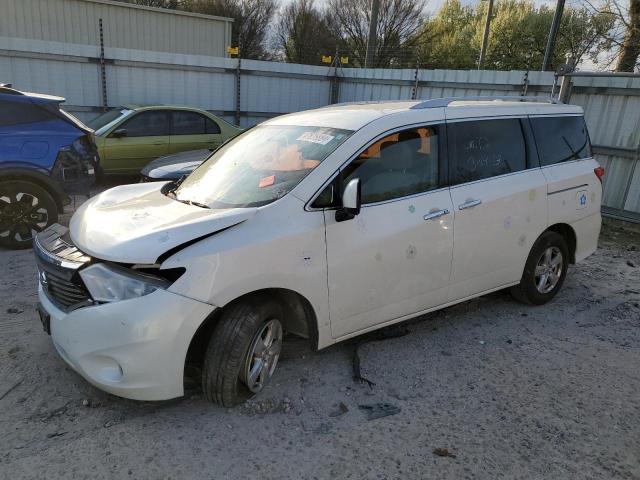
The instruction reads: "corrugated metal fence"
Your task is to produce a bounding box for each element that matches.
[1,38,639,221]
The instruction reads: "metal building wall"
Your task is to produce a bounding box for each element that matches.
[1,0,232,57]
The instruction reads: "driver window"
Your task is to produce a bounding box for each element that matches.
[119,111,169,137]
[341,126,440,204]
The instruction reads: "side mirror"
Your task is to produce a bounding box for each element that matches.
[336,178,361,222]
[111,128,127,138]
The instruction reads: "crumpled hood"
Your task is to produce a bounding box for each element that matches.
[70,182,256,264]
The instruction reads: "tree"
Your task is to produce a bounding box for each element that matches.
[617,0,640,71]
[415,0,478,69]
[182,0,277,60]
[326,0,427,67]
[275,0,339,64]
[415,0,615,71]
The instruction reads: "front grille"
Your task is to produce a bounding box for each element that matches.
[42,269,91,308]
[33,224,93,311]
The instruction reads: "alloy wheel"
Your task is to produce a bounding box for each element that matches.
[241,318,283,393]
[534,246,563,294]
[0,192,49,243]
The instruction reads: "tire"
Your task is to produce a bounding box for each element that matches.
[510,231,569,305]
[0,180,59,250]
[202,297,284,407]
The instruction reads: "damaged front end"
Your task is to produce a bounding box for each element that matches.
[34,224,184,314]
[50,133,99,198]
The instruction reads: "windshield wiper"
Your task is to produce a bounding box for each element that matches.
[174,198,210,209]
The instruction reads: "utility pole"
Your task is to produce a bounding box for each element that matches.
[364,0,380,68]
[542,0,566,71]
[478,0,494,70]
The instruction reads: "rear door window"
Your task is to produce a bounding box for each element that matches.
[120,111,169,137]
[448,118,527,185]
[172,111,206,135]
[530,116,592,166]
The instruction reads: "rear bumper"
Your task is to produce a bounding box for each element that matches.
[572,212,601,262]
[39,284,215,401]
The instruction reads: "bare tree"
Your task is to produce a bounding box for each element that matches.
[584,0,640,71]
[183,0,277,59]
[275,0,339,64]
[326,0,426,67]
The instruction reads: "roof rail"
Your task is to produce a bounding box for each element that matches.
[411,96,559,109]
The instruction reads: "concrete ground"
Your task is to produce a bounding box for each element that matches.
[0,217,639,479]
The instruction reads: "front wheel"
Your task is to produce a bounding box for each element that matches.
[202,298,284,406]
[511,231,569,305]
[0,180,59,249]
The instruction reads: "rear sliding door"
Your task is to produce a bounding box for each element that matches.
[447,117,548,302]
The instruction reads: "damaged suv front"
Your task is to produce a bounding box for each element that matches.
[33,222,215,400]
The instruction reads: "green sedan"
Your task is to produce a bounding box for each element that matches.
[86,105,241,175]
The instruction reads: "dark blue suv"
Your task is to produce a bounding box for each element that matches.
[0,85,98,249]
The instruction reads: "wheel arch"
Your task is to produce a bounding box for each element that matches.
[0,168,66,211]
[546,223,577,263]
[185,288,319,371]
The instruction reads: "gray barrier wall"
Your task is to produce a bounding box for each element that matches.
[1,37,639,221]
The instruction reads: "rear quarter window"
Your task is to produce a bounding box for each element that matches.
[530,116,592,166]
[0,98,55,127]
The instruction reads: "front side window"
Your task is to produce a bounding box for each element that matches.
[530,116,591,166]
[174,125,352,208]
[119,111,169,137]
[340,126,440,204]
[448,118,526,185]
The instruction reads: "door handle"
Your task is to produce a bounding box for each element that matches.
[423,208,450,221]
[458,199,482,210]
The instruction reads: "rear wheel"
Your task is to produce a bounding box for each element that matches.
[202,297,284,406]
[0,180,58,249]
[511,231,569,305]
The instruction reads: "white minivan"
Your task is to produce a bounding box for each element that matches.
[34,97,603,406]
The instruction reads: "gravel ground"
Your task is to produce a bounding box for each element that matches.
[0,216,639,479]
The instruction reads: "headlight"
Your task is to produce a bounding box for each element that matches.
[79,263,170,303]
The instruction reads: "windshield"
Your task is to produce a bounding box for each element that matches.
[174,125,352,208]
[87,108,132,134]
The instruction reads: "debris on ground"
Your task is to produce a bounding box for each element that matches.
[358,403,401,421]
[329,402,349,417]
[0,379,23,401]
[6,307,23,314]
[352,327,410,387]
[433,447,457,458]
[627,260,636,268]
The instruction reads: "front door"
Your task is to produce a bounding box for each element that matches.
[102,110,170,173]
[323,125,454,339]
[169,110,224,154]
[446,117,548,301]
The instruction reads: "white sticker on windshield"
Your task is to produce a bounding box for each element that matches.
[297,132,335,145]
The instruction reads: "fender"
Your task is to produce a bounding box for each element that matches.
[0,166,67,210]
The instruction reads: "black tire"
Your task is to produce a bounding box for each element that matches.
[202,297,284,407]
[511,231,569,305]
[0,180,59,249]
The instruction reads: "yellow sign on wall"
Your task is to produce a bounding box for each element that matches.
[227,46,239,56]
[340,56,349,65]
[321,55,332,64]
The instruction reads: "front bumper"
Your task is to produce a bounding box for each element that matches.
[39,284,215,401]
